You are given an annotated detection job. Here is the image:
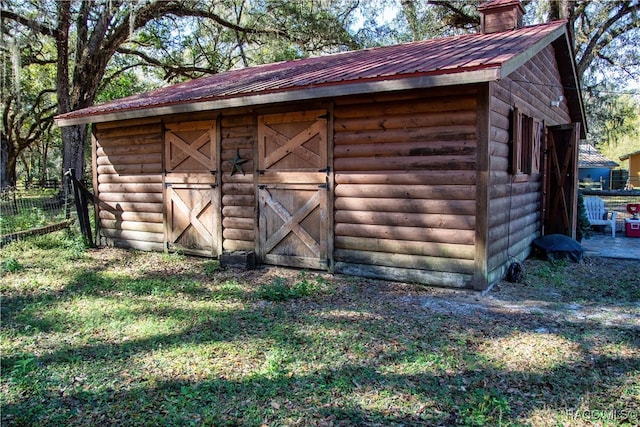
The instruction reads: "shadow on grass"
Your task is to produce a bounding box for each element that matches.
[3,349,638,426]
[2,253,639,426]
[491,257,640,306]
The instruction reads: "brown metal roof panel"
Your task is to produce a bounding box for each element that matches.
[430,31,527,71]
[451,25,554,69]
[55,21,569,123]
[453,33,516,68]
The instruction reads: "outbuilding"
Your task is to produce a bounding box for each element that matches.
[578,144,619,190]
[620,150,640,189]
[55,0,586,290]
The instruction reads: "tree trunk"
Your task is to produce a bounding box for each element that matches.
[61,124,88,182]
[55,1,81,183]
[1,138,18,189]
[549,0,570,20]
[548,0,576,41]
[0,137,13,189]
[19,152,32,187]
[39,140,50,185]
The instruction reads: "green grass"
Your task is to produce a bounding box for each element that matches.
[257,271,331,301]
[1,232,639,426]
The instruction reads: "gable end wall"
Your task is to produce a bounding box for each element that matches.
[487,44,573,284]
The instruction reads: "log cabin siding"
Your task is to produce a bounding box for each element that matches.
[487,45,572,280]
[220,112,256,252]
[94,119,165,251]
[333,89,478,287]
[88,46,578,290]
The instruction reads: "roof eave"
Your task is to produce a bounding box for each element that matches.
[499,23,567,78]
[54,68,501,127]
[554,25,588,138]
[499,22,588,139]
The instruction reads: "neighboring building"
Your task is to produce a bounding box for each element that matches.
[620,149,640,189]
[578,144,618,190]
[55,0,586,290]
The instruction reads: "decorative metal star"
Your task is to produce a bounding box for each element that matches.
[229,149,249,176]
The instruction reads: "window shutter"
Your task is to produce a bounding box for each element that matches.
[510,107,521,175]
[531,119,543,174]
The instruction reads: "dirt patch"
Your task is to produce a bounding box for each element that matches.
[90,247,639,328]
[231,255,640,328]
[388,256,640,328]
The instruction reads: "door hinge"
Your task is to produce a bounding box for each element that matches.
[318,166,330,174]
[319,259,331,267]
[318,112,330,120]
[318,182,330,190]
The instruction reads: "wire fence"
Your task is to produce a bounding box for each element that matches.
[0,185,73,245]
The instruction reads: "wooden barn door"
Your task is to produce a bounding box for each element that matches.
[543,123,580,238]
[257,110,331,270]
[164,120,220,257]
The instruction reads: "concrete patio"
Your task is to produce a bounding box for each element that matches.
[581,231,640,260]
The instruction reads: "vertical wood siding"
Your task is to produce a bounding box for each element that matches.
[220,111,256,252]
[94,119,164,251]
[333,89,478,287]
[488,45,572,280]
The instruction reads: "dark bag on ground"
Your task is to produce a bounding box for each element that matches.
[532,234,583,262]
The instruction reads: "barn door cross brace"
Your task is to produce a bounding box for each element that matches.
[167,187,212,243]
[260,188,321,256]
[262,122,323,169]
[166,131,214,170]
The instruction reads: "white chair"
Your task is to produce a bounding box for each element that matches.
[583,196,617,237]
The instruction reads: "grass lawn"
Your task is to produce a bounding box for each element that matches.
[1,231,639,426]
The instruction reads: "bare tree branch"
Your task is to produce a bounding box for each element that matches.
[428,0,479,29]
[0,9,59,38]
[577,2,640,76]
[116,46,216,79]
[107,1,290,55]
[98,62,147,91]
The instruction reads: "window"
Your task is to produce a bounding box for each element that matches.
[511,107,543,178]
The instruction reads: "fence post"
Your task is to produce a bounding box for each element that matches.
[64,172,71,220]
[66,168,94,247]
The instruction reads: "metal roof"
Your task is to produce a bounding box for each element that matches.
[56,20,569,126]
[620,150,640,161]
[578,144,619,168]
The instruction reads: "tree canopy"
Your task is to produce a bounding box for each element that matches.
[1,0,639,189]
[1,0,364,188]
